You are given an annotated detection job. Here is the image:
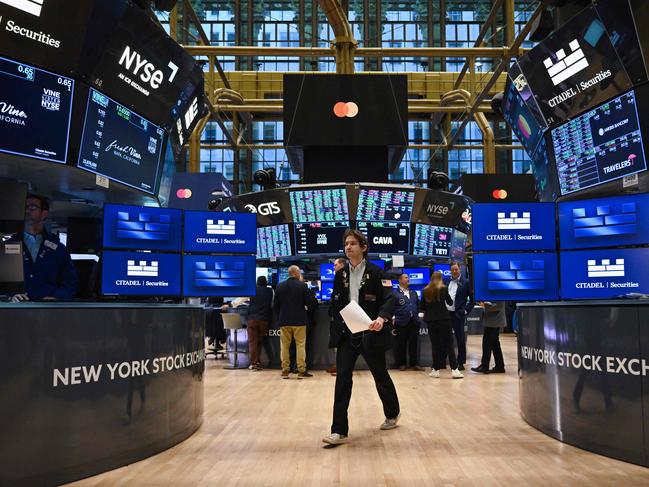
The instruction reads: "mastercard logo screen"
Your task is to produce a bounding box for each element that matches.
[176,188,193,199]
[333,101,359,118]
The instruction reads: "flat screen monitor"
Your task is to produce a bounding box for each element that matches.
[411,224,454,258]
[257,224,292,259]
[560,248,649,299]
[558,193,649,249]
[102,204,182,251]
[472,203,557,251]
[0,242,24,295]
[320,263,335,282]
[356,188,415,222]
[502,76,545,156]
[402,268,430,286]
[78,88,165,194]
[551,89,647,196]
[371,259,385,270]
[294,222,348,255]
[0,56,73,163]
[101,250,181,297]
[183,254,256,297]
[290,188,349,223]
[531,134,559,202]
[278,267,290,284]
[473,253,560,301]
[433,263,452,279]
[450,231,467,260]
[184,211,256,254]
[320,281,334,301]
[67,217,102,253]
[357,221,410,255]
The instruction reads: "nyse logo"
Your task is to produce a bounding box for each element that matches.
[184,97,199,130]
[1,0,43,16]
[587,259,625,278]
[118,46,179,90]
[127,260,159,277]
[244,202,280,216]
[207,219,236,235]
[41,89,60,111]
[497,212,531,230]
[544,39,589,86]
[427,204,449,216]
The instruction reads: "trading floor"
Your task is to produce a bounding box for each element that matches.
[66,336,649,487]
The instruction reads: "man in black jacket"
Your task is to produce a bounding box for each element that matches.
[323,229,399,445]
[274,265,311,379]
[445,262,474,370]
[247,276,274,370]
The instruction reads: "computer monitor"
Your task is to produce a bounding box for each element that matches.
[0,242,25,296]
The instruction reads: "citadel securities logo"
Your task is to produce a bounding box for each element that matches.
[0,0,43,17]
[244,202,280,216]
[497,211,531,230]
[544,39,589,86]
[587,259,625,278]
[126,260,159,277]
[333,101,359,118]
[206,219,236,236]
[0,100,27,126]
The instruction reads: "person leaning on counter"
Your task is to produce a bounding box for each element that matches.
[10,194,77,302]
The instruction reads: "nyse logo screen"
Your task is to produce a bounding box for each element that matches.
[184,211,256,253]
[101,251,181,297]
[102,204,182,251]
[560,248,649,299]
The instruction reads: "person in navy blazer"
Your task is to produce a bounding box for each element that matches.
[444,262,474,370]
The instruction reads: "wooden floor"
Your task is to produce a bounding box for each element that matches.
[67,335,649,487]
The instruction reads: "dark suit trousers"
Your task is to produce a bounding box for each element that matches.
[481,327,505,369]
[394,318,420,367]
[331,333,400,436]
[450,312,467,365]
[427,320,457,370]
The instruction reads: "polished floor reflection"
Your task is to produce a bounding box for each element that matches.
[67,335,649,487]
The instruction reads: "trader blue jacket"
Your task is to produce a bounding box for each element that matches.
[12,231,78,301]
[392,287,420,326]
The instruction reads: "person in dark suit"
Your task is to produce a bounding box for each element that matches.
[327,257,347,376]
[471,301,506,374]
[392,273,423,371]
[444,262,474,370]
[323,229,399,446]
[274,265,311,379]
[246,275,274,371]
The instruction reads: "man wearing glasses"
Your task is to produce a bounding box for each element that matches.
[11,194,77,302]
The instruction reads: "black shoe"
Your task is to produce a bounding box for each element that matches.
[297,372,313,379]
[457,364,465,371]
[490,367,506,374]
[471,365,490,374]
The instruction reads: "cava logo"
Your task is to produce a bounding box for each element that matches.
[105,140,142,161]
[41,88,60,111]
[0,0,43,16]
[588,259,625,278]
[244,201,280,216]
[207,219,236,236]
[373,236,393,245]
[118,46,178,91]
[127,260,159,277]
[544,39,589,86]
[497,212,531,230]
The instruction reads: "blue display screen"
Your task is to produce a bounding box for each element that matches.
[102,204,182,251]
[257,224,292,259]
[321,281,334,301]
[290,188,349,223]
[78,88,165,194]
[411,224,454,257]
[558,193,649,249]
[371,259,385,270]
[402,268,430,286]
[560,248,649,299]
[320,263,335,282]
[0,56,74,163]
[433,263,451,279]
[183,254,256,297]
[472,203,557,251]
[101,250,181,296]
[184,211,256,254]
[473,253,560,301]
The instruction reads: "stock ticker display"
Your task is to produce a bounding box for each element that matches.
[257,224,292,259]
[290,188,349,223]
[294,222,348,255]
[356,189,415,222]
[78,88,165,194]
[551,90,647,196]
[411,224,454,258]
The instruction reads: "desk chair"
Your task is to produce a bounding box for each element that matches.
[222,312,247,369]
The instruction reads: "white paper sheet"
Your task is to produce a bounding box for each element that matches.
[340,300,373,334]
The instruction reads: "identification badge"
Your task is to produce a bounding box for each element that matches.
[398,298,406,305]
[365,294,377,302]
[44,240,58,251]
[5,244,20,254]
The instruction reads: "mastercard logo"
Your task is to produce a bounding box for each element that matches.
[176,188,193,199]
[333,101,359,118]
[492,189,508,200]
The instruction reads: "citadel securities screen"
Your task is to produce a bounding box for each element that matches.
[183,254,256,297]
[558,194,649,249]
[0,56,73,163]
[551,90,647,196]
[184,211,256,254]
[560,248,649,299]
[78,88,165,194]
[101,250,181,297]
[102,204,182,251]
[472,203,557,251]
[473,253,560,301]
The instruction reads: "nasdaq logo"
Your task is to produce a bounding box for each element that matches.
[544,39,589,86]
[116,211,171,241]
[127,260,159,277]
[497,211,531,230]
[194,260,246,287]
[206,219,235,236]
[587,259,625,278]
[1,0,43,16]
[572,203,637,238]
[487,259,545,291]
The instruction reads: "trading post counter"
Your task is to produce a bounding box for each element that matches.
[0,302,205,487]
[517,300,649,468]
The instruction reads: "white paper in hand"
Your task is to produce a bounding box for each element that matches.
[340,300,372,334]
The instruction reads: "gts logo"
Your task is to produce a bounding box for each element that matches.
[119,45,179,90]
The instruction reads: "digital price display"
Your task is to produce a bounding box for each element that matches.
[101,250,181,297]
[451,231,467,260]
[356,189,415,222]
[102,203,182,251]
[78,88,165,194]
[290,188,349,223]
[294,222,348,255]
[184,211,256,254]
[411,224,453,257]
[0,56,73,163]
[356,221,410,254]
[257,224,292,259]
[560,248,649,299]
[551,90,647,196]
[502,77,545,156]
[320,263,335,282]
[183,254,256,297]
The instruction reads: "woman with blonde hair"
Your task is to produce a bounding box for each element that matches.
[420,271,463,379]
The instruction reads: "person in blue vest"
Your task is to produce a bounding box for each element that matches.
[392,273,423,371]
[11,194,77,302]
